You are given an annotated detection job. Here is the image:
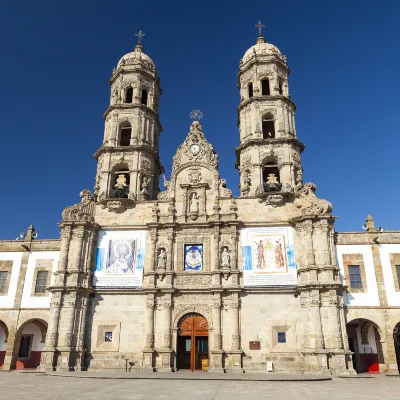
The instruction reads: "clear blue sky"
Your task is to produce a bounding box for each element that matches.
[0,0,399,239]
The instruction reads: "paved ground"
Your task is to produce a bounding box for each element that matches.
[0,372,399,400]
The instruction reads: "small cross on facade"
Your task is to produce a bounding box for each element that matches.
[255,21,265,37]
[135,30,145,44]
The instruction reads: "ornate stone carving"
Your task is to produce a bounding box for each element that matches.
[101,198,135,213]
[231,334,241,350]
[294,182,332,216]
[46,332,58,347]
[62,190,95,223]
[157,248,167,269]
[141,159,152,176]
[64,333,73,347]
[220,247,231,267]
[145,334,154,348]
[219,179,232,198]
[241,154,252,170]
[214,334,222,349]
[188,167,202,184]
[175,275,212,286]
[158,181,172,200]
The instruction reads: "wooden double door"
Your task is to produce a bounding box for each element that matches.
[177,313,208,371]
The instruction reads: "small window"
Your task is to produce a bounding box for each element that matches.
[348,265,363,289]
[278,332,286,343]
[125,87,133,103]
[35,271,48,294]
[278,81,283,95]
[141,89,148,105]
[248,83,253,98]
[105,332,113,342]
[262,116,275,139]
[261,79,270,96]
[0,271,8,294]
[119,127,131,146]
[395,265,400,286]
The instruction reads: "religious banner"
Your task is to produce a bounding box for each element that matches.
[241,226,296,286]
[94,230,146,288]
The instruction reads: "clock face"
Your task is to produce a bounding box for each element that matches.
[190,144,201,155]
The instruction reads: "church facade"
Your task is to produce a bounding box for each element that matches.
[1,29,399,375]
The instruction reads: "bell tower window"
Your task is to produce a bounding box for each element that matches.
[112,169,130,198]
[248,83,253,98]
[263,163,281,192]
[119,124,131,146]
[261,79,270,96]
[278,81,283,95]
[125,87,133,103]
[141,89,148,105]
[262,115,275,139]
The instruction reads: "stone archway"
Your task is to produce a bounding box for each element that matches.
[393,322,400,373]
[176,313,208,371]
[11,318,48,370]
[0,320,9,368]
[347,318,384,373]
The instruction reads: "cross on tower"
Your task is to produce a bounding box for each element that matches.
[135,30,145,44]
[255,21,265,37]
[190,109,203,121]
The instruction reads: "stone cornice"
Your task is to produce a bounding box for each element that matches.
[94,144,159,160]
[235,137,305,164]
[103,103,162,127]
[238,56,290,77]
[237,95,296,113]
[110,65,158,84]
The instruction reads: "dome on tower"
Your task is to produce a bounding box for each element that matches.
[117,44,155,70]
[241,36,283,66]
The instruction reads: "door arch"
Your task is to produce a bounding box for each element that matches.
[177,313,208,371]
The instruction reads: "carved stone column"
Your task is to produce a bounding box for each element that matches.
[76,296,89,371]
[210,297,224,373]
[143,293,155,371]
[145,229,157,288]
[212,227,221,286]
[166,234,173,272]
[55,226,72,286]
[226,294,243,373]
[158,298,173,372]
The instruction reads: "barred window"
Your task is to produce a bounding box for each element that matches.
[35,271,48,294]
[278,332,286,343]
[348,265,362,289]
[0,271,8,294]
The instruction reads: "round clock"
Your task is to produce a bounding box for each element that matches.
[190,143,201,155]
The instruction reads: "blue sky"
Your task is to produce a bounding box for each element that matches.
[0,0,399,239]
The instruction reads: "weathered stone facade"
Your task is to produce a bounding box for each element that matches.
[0,31,399,375]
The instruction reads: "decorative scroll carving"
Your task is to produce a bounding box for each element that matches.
[294,182,332,216]
[101,198,135,213]
[188,167,202,184]
[174,275,212,286]
[62,190,95,223]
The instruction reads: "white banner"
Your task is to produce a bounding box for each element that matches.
[93,230,146,288]
[241,226,297,287]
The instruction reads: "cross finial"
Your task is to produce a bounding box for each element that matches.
[190,109,203,121]
[135,30,145,45]
[255,21,265,37]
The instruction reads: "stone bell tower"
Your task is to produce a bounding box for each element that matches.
[236,22,304,201]
[94,31,163,210]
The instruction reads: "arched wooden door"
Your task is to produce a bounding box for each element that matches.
[177,313,208,371]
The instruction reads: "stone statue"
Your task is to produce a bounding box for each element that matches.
[189,192,199,213]
[141,176,150,200]
[266,173,279,185]
[115,174,127,190]
[221,247,231,267]
[157,249,167,268]
[241,171,251,196]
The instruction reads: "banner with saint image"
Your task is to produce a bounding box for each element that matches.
[94,230,146,288]
[241,226,296,286]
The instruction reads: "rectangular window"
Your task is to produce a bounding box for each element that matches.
[34,271,48,294]
[348,265,363,289]
[105,332,113,342]
[0,271,8,294]
[18,336,32,358]
[278,332,286,343]
[396,265,400,286]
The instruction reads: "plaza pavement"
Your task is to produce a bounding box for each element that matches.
[0,371,399,399]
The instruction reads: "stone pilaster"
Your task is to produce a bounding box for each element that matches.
[142,293,155,371]
[225,293,243,373]
[210,295,224,372]
[158,297,173,372]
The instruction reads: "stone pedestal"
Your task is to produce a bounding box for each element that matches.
[209,350,224,373]
[225,351,243,373]
[142,349,155,372]
[157,349,173,372]
[56,349,76,371]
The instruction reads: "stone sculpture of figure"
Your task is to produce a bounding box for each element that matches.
[221,247,231,267]
[115,174,127,190]
[266,173,279,185]
[141,177,150,200]
[157,249,167,269]
[241,172,251,196]
[189,192,199,213]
